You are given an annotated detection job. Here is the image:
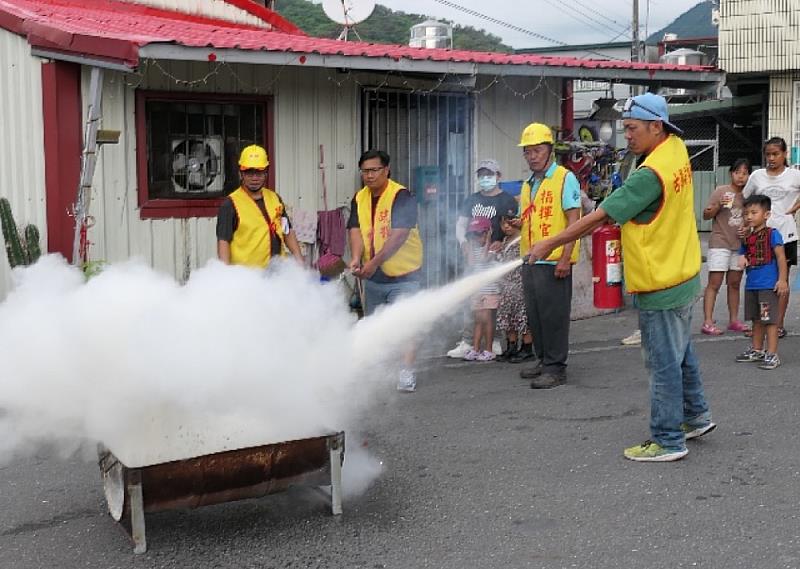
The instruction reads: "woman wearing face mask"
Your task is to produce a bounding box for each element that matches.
[447,159,519,359]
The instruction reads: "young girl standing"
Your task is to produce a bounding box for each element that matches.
[463,217,500,362]
[701,159,751,335]
[496,213,534,362]
[742,137,800,337]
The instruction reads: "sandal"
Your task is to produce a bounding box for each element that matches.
[701,323,724,336]
[727,320,751,334]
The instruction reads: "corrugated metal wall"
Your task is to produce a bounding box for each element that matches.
[0,38,571,296]
[83,62,561,284]
[474,76,561,183]
[0,30,47,296]
[115,0,270,27]
[87,62,361,280]
[719,0,800,74]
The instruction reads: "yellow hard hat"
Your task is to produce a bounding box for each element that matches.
[518,123,554,147]
[239,144,269,170]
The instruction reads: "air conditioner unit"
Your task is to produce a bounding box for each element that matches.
[171,136,224,193]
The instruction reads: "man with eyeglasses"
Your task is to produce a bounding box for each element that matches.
[347,149,424,392]
[529,93,714,463]
[516,123,582,390]
[217,145,305,268]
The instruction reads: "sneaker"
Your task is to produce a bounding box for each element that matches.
[682,421,717,440]
[476,350,496,362]
[492,339,503,355]
[396,369,416,392]
[759,352,781,370]
[463,349,480,361]
[447,340,473,359]
[735,348,765,363]
[621,329,641,346]
[623,440,688,462]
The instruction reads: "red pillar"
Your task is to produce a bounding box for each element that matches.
[41,61,82,262]
[561,79,574,140]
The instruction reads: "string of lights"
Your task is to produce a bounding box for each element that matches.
[120,57,578,104]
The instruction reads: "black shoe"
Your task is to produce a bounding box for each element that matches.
[498,344,519,362]
[509,345,534,364]
[519,362,543,379]
[530,372,566,389]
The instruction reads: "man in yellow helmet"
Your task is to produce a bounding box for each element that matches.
[530,93,713,463]
[347,149,424,392]
[516,123,582,389]
[216,145,304,268]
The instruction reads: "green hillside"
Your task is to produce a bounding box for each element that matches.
[273,0,512,52]
[646,1,716,44]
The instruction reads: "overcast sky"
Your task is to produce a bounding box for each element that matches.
[321,0,706,49]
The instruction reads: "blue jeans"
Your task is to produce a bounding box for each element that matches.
[639,301,711,451]
[363,279,420,316]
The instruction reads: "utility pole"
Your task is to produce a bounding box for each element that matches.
[631,0,640,96]
[632,0,640,62]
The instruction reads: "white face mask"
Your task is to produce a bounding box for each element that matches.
[477,175,497,191]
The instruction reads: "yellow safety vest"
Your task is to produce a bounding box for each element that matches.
[519,164,580,263]
[620,134,701,293]
[355,179,423,277]
[228,187,286,268]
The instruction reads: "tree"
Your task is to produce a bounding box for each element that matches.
[273,0,512,52]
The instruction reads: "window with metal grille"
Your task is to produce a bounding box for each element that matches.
[362,89,472,288]
[135,91,273,219]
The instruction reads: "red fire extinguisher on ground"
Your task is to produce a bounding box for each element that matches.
[592,223,624,309]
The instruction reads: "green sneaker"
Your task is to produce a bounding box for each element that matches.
[623,440,688,462]
[681,421,716,440]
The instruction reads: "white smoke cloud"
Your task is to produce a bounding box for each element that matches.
[0,255,519,492]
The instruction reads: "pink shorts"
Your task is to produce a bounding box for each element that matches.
[472,293,501,310]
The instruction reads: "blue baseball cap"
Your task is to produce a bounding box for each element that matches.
[621,93,683,136]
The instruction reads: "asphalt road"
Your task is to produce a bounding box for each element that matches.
[2,318,800,569]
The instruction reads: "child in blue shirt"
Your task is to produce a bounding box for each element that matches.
[736,194,789,369]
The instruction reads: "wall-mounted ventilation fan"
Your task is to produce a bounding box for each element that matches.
[171,136,224,193]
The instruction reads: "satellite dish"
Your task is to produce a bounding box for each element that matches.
[321,0,375,40]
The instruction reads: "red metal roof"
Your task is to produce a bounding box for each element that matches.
[0,0,718,75]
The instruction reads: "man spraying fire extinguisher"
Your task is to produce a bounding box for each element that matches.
[529,93,714,464]
[515,122,582,390]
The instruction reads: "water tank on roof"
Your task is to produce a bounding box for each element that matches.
[409,20,453,49]
[660,48,708,66]
[658,47,711,101]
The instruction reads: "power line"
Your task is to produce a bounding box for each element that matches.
[430,0,631,62]
[430,0,568,46]
[537,0,632,38]
[571,0,630,35]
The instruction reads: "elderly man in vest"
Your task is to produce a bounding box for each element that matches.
[530,93,715,462]
[517,123,582,389]
[216,145,304,267]
[347,149,424,393]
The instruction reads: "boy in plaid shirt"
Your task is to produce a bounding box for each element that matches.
[736,194,789,369]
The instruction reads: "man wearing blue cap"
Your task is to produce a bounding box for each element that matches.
[529,93,714,463]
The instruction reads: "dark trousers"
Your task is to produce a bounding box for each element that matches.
[521,263,572,373]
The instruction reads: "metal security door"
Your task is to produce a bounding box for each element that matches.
[362,89,472,288]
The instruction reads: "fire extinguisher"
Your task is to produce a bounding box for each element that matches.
[592,223,623,309]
